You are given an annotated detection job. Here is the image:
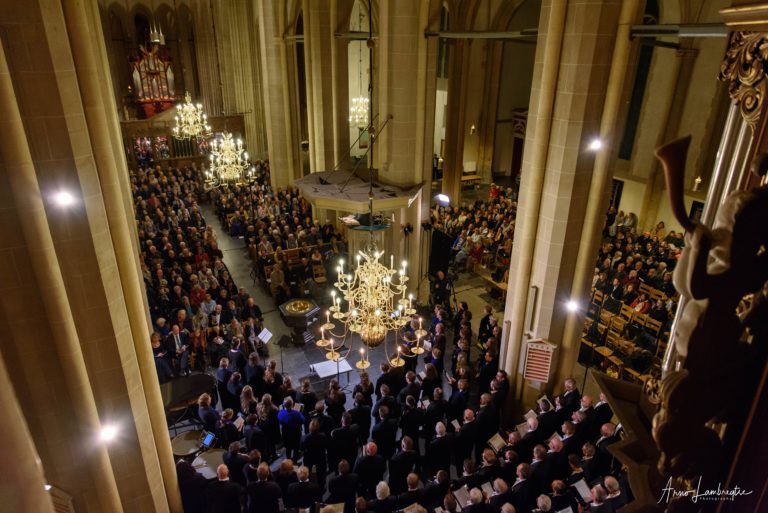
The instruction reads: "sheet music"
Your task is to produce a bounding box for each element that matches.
[515,421,529,438]
[234,416,245,430]
[524,409,538,421]
[257,328,272,343]
[488,433,506,453]
[481,482,494,496]
[556,508,574,513]
[451,419,461,431]
[452,485,470,507]
[538,394,554,411]
[571,478,591,502]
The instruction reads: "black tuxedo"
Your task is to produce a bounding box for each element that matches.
[581,456,598,483]
[399,407,424,446]
[353,454,386,498]
[327,472,360,513]
[205,480,244,513]
[246,480,282,513]
[595,434,620,477]
[537,410,559,440]
[372,395,399,423]
[300,431,329,485]
[371,417,399,460]
[398,382,421,405]
[348,404,372,444]
[587,502,616,513]
[423,399,448,440]
[421,479,450,509]
[448,390,468,423]
[389,449,419,495]
[330,425,359,469]
[510,479,533,513]
[367,496,396,513]
[551,493,579,513]
[560,389,581,415]
[454,421,477,472]
[223,451,250,486]
[546,449,568,482]
[396,489,423,510]
[595,402,613,427]
[285,480,322,511]
[475,405,499,459]
[561,434,579,459]
[425,434,453,476]
[530,458,551,496]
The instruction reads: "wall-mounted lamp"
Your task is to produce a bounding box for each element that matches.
[469,124,477,135]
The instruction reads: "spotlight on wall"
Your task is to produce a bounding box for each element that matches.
[434,193,450,205]
[587,138,603,151]
[53,190,76,207]
[565,300,579,313]
[44,484,52,492]
[99,424,119,443]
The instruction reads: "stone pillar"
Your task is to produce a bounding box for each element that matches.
[639,46,699,230]
[256,0,302,188]
[0,1,181,512]
[501,0,624,406]
[330,0,354,164]
[192,0,224,117]
[214,0,269,156]
[553,0,643,390]
[0,352,55,513]
[304,0,338,171]
[441,40,470,203]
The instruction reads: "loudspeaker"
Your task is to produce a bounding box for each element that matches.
[428,230,453,277]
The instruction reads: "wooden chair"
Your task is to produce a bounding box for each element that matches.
[623,367,642,383]
[619,304,634,324]
[606,330,621,351]
[644,317,663,337]
[610,316,627,336]
[638,283,653,296]
[592,290,605,306]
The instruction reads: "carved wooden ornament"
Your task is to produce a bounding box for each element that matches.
[718,31,768,130]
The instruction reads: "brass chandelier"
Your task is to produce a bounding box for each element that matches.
[206,132,250,185]
[172,91,211,140]
[317,0,427,370]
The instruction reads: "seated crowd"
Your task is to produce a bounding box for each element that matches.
[209,160,347,303]
[180,298,629,513]
[582,210,684,379]
[131,164,267,382]
[430,190,517,274]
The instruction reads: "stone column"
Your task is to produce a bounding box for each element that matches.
[501,0,624,406]
[374,0,438,286]
[256,0,302,188]
[330,0,354,164]
[553,0,643,389]
[0,1,181,512]
[304,0,337,171]
[441,40,470,203]
[192,0,224,117]
[0,352,55,513]
[214,0,268,155]
[639,46,699,229]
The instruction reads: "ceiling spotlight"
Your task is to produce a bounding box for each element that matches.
[566,300,579,313]
[53,191,76,207]
[588,138,603,151]
[99,424,118,443]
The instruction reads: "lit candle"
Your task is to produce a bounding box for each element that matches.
[419,317,423,329]
[391,255,394,269]
[326,311,330,324]
[356,255,361,265]
[340,259,344,275]
[409,294,414,309]
[321,327,325,340]
[360,348,365,363]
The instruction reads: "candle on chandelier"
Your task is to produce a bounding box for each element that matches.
[409,294,414,309]
[340,259,344,275]
[321,327,325,340]
[360,348,366,363]
[326,311,330,324]
[391,255,394,269]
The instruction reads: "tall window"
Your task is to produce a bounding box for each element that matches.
[437,6,450,78]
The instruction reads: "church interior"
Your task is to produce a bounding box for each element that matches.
[0,1,766,513]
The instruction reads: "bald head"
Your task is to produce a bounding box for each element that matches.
[216,464,229,481]
[366,442,378,456]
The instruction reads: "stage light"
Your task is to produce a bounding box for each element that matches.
[566,300,579,313]
[435,193,450,205]
[53,190,76,207]
[587,138,603,151]
[99,424,118,443]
